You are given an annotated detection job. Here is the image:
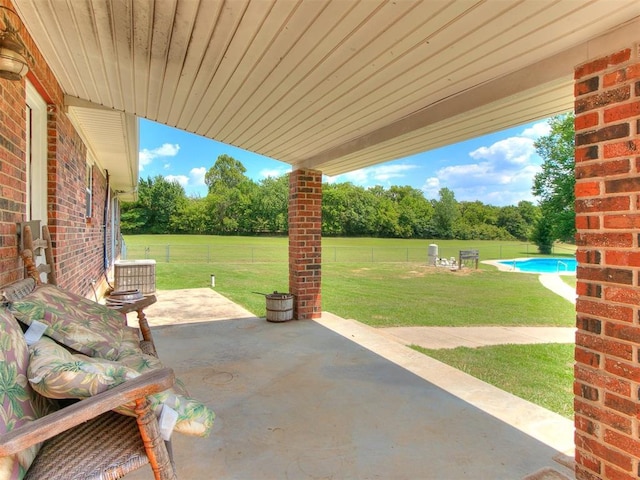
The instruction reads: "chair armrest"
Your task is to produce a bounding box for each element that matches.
[110,295,157,315]
[0,368,175,456]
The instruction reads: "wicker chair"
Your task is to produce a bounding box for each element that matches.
[0,277,178,479]
[0,368,177,480]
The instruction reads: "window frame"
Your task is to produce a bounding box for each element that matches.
[25,81,48,223]
[85,162,93,219]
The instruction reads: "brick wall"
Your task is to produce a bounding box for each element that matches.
[0,0,112,296]
[0,76,26,285]
[288,169,322,320]
[46,106,107,295]
[574,45,640,480]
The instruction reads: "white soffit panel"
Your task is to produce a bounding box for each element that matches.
[13,0,640,180]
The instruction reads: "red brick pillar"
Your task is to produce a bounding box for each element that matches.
[574,46,640,480]
[288,169,322,320]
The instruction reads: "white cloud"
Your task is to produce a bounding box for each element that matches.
[327,163,418,186]
[521,121,551,139]
[139,143,180,171]
[342,169,369,184]
[154,144,180,156]
[422,177,440,199]
[469,136,535,167]
[165,174,188,187]
[372,164,418,182]
[189,167,206,186]
[259,166,291,179]
[422,128,546,205]
[165,167,207,189]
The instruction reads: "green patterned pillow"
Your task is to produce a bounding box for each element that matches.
[9,285,140,361]
[0,308,53,480]
[28,340,215,438]
[27,337,137,398]
[114,384,215,437]
[115,350,215,437]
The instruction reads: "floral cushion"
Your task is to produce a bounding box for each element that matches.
[115,350,215,437]
[0,308,55,480]
[28,340,215,438]
[9,285,140,361]
[27,337,137,398]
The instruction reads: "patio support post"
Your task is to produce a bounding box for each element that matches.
[573,44,640,480]
[288,168,322,320]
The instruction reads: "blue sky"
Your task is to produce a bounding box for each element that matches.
[139,118,551,207]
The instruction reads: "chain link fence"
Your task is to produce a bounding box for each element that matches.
[122,242,575,264]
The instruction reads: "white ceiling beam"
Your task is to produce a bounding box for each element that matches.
[295,17,640,174]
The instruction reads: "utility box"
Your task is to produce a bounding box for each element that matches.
[114,259,156,294]
[428,244,438,266]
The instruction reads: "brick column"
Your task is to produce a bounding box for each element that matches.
[574,46,640,480]
[288,169,322,320]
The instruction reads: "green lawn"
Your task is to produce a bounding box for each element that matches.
[412,343,574,418]
[152,262,575,327]
[322,263,574,327]
[125,234,576,416]
[126,235,575,327]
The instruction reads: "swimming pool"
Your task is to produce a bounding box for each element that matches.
[497,258,577,274]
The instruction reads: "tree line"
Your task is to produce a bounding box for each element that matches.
[121,156,538,241]
[122,114,575,247]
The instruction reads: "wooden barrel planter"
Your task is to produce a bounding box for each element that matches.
[265,292,294,322]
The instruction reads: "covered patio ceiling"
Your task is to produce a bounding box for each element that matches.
[13,0,640,193]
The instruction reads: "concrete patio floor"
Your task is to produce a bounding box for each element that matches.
[126,288,575,480]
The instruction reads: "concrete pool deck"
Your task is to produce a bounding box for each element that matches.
[538,274,577,304]
[483,258,576,276]
[483,258,577,304]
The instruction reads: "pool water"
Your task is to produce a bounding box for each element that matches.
[498,258,577,274]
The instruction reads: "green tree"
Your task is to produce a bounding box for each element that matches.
[322,183,349,236]
[514,200,539,241]
[170,197,210,234]
[120,203,147,234]
[516,200,538,225]
[204,154,248,193]
[121,176,187,234]
[432,188,460,239]
[322,183,376,236]
[531,215,555,254]
[459,201,498,227]
[372,195,402,237]
[252,175,289,233]
[532,113,575,248]
[204,154,257,234]
[345,187,377,236]
[388,186,434,238]
[497,206,528,240]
